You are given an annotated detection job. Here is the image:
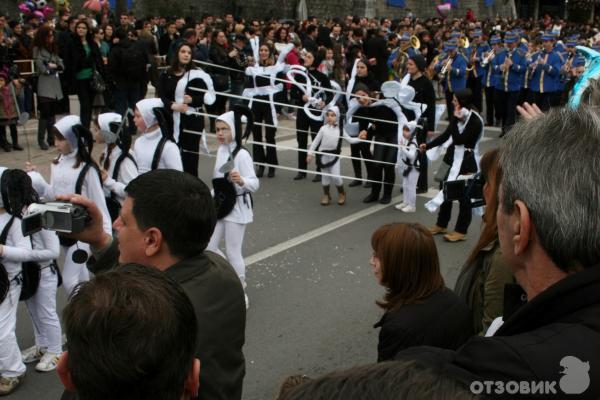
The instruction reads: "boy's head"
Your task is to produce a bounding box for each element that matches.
[325,106,339,126]
[402,121,416,140]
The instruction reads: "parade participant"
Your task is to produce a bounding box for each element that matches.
[434,38,467,119]
[26,115,112,296]
[529,32,562,111]
[482,34,501,126]
[561,55,586,105]
[243,43,292,178]
[289,48,333,182]
[395,121,419,213]
[492,31,525,137]
[306,106,358,206]
[0,71,22,152]
[93,112,138,221]
[421,88,483,242]
[132,97,183,173]
[406,54,435,193]
[157,42,216,176]
[466,29,487,113]
[0,168,32,395]
[207,106,258,309]
[520,39,538,106]
[370,222,472,361]
[357,81,411,205]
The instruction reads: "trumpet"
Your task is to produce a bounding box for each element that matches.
[481,49,495,66]
[439,57,453,79]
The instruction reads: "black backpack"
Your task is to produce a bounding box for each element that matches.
[105,152,137,221]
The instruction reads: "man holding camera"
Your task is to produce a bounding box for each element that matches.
[58,169,246,400]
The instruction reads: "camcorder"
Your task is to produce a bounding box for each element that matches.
[443,172,485,208]
[21,202,89,237]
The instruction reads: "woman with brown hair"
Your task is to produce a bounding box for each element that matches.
[454,149,514,336]
[371,222,472,362]
[33,24,64,150]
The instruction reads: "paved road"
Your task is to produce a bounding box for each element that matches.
[2,95,501,399]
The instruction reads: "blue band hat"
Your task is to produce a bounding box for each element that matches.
[444,38,458,51]
[472,29,482,38]
[541,32,556,42]
[489,34,501,45]
[572,56,586,68]
[504,32,518,44]
[450,31,461,39]
[565,35,579,48]
[399,32,410,41]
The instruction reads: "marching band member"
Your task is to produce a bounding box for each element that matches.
[434,38,467,119]
[529,32,562,111]
[466,29,488,113]
[207,106,258,309]
[132,98,183,173]
[482,35,501,126]
[243,43,293,178]
[492,31,525,137]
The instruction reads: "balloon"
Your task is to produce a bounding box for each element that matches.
[42,5,54,15]
[83,0,102,12]
[33,10,44,18]
[436,3,451,18]
[18,3,31,13]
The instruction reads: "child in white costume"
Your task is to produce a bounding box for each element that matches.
[207,107,259,308]
[307,106,358,206]
[27,115,112,297]
[396,121,420,213]
[0,167,32,394]
[133,98,183,173]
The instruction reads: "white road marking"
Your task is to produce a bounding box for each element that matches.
[245,194,404,266]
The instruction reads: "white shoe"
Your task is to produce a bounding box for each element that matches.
[21,346,46,364]
[35,352,62,372]
[244,292,249,310]
[394,202,407,210]
[401,205,416,213]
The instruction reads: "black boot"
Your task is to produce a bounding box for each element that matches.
[0,132,11,152]
[256,166,265,178]
[10,130,23,151]
[349,178,362,187]
[363,193,379,203]
[312,174,322,182]
[293,172,306,180]
[267,167,275,178]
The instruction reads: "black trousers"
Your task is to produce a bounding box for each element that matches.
[296,108,322,171]
[416,128,428,191]
[206,92,228,133]
[467,75,483,113]
[370,135,397,198]
[0,125,18,146]
[350,142,373,179]
[436,198,472,234]
[251,97,277,166]
[179,114,204,177]
[533,91,560,112]
[445,89,454,119]
[494,90,519,135]
[75,78,93,129]
[484,86,495,125]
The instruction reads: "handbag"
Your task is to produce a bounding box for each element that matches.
[91,66,106,93]
[434,162,451,183]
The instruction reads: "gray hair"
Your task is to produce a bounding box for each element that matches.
[500,106,600,271]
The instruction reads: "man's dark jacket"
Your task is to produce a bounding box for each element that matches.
[62,239,246,400]
[396,265,600,399]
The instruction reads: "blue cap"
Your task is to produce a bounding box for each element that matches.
[450,31,461,39]
[504,32,518,44]
[489,35,501,45]
[472,29,482,38]
[565,35,579,48]
[593,42,600,51]
[541,32,555,42]
[572,56,586,68]
[399,32,410,41]
[444,38,458,51]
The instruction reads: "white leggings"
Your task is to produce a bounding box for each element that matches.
[207,220,247,284]
[61,243,91,298]
[25,265,62,354]
[0,283,26,377]
[402,168,419,208]
[321,159,343,187]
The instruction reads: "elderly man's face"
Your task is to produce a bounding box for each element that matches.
[113,197,150,265]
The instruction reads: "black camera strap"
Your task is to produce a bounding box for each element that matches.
[0,216,15,246]
[75,162,102,195]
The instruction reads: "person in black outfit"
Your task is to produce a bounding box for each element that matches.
[406,54,436,193]
[291,49,332,182]
[157,42,210,177]
[356,90,397,204]
[345,59,377,187]
[207,30,231,134]
[370,222,471,362]
[364,27,389,86]
[302,25,318,53]
[422,88,483,242]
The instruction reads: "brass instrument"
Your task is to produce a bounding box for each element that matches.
[481,49,495,66]
[391,49,409,80]
[459,37,470,49]
[410,35,421,53]
[425,53,443,80]
[439,56,453,80]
